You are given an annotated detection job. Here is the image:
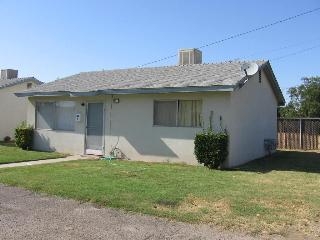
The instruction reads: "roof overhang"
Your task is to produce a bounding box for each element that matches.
[0,77,43,90]
[15,85,235,97]
[260,61,285,106]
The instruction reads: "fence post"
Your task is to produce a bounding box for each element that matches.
[299,118,302,149]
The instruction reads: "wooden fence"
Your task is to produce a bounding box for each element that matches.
[277,118,320,150]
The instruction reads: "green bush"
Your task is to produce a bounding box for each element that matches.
[3,136,11,142]
[15,121,34,150]
[194,129,228,169]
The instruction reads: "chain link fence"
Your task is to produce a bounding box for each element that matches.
[277,118,320,150]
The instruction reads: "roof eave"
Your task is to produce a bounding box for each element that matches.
[260,61,285,106]
[16,85,236,97]
[1,77,42,90]
[15,91,70,97]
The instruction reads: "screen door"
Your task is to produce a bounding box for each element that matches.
[85,103,104,155]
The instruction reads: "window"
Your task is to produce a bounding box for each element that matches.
[154,101,177,127]
[36,102,55,129]
[27,83,32,89]
[153,100,202,127]
[56,101,76,131]
[178,100,202,127]
[36,101,76,131]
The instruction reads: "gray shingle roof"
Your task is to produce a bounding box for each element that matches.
[16,60,285,105]
[0,77,42,89]
[24,61,267,92]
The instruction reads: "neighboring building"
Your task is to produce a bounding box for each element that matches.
[0,69,42,140]
[17,49,285,167]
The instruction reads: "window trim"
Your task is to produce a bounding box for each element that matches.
[153,99,203,128]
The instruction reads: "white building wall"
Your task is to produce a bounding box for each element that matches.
[27,72,278,167]
[227,69,278,167]
[105,92,231,165]
[27,92,231,164]
[0,82,37,140]
[27,96,95,154]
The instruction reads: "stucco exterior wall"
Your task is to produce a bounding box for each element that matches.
[27,92,231,164]
[0,82,36,140]
[105,92,231,164]
[27,72,278,167]
[27,96,100,154]
[227,69,278,167]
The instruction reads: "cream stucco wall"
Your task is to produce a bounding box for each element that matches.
[227,69,278,167]
[27,71,278,167]
[104,92,231,165]
[0,82,38,140]
[27,96,91,154]
[27,92,231,165]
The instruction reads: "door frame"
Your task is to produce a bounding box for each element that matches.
[84,102,105,155]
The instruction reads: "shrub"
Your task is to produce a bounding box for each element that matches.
[15,121,34,150]
[3,136,11,142]
[194,129,228,169]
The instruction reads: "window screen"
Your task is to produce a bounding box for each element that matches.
[56,101,75,131]
[154,100,202,127]
[36,102,55,129]
[36,101,76,131]
[153,101,177,126]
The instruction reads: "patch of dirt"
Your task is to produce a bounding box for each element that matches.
[249,198,319,237]
[178,195,231,215]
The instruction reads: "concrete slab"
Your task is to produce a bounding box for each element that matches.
[0,155,93,169]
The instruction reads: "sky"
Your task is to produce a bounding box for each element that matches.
[1,0,320,102]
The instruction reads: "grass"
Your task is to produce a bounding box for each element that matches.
[0,150,319,237]
[0,141,67,164]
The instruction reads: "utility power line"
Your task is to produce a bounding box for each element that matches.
[244,37,320,58]
[137,7,320,67]
[270,44,320,61]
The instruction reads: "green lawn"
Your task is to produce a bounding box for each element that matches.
[0,142,67,164]
[0,151,319,237]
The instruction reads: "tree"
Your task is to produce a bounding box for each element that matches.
[279,76,320,118]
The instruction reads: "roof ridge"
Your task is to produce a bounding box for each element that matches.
[0,76,36,81]
[78,59,268,75]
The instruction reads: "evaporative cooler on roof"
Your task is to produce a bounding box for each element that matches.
[178,49,202,65]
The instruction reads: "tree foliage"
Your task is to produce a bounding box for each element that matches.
[279,76,320,118]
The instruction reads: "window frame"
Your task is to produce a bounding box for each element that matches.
[35,101,56,130]
[153,99,202,128]
[35,101,76,132]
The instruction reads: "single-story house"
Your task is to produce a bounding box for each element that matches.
[0,69,42,140]
[16,49,285,167]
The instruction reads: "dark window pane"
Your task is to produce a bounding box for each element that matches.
[154,101,177,126]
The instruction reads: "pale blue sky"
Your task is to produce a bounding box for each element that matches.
[1,0,320,100]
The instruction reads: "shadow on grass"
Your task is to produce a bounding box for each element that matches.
[0,141,16,148]
[234,150,320,174]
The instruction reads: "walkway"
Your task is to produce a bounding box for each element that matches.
[0,155,92,169]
